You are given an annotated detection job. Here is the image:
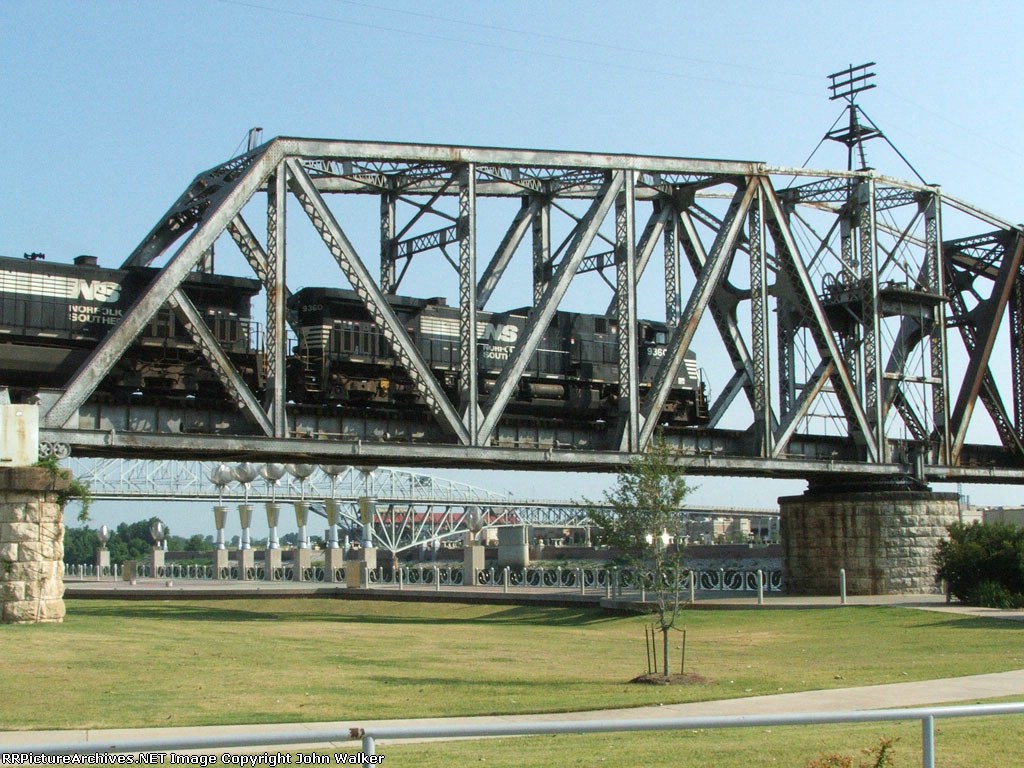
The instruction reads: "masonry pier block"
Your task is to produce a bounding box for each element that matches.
[780,483,958,595]
[0,466,70,624]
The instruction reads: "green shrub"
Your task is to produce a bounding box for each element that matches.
[934,521,1024,607]
[970,580,1024,609]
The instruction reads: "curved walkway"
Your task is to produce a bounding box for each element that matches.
[2,668,1022,754]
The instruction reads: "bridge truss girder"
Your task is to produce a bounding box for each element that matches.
[29,138,1024,484]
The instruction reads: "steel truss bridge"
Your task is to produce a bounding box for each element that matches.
[28,137,1024,484]
[68,459,774,554]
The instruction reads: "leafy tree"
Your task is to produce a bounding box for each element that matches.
[588,438,692,677]
[105,517,166,565]
[64,526,101,566]
[63,519,215,565]
[935,521,1024,608]
[182,534,214,552]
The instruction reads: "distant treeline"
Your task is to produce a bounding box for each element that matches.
[64,518,214,566]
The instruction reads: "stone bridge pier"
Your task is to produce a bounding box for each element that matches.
[780,479,959,596]
[0,466,69,623]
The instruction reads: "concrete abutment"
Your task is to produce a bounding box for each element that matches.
[780,484,959,596]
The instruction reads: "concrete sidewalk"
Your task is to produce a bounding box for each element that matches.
[2,669,1022,754]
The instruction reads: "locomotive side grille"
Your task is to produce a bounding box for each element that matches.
[0,269,79,299]
[684,357,699,381]
[418,316,514,339]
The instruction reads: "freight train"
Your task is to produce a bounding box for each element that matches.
[0,254,708,426]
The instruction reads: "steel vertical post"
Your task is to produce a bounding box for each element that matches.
[265,165,288,437]
[616,170,640,451]
[839,215,861,394]
[924,192,950,464]
[533,198,551,305]
[380,192,397,293]
[458,164,479,442]
[663,202,681,327]
[858,179,885,460]
[749,183,772,456]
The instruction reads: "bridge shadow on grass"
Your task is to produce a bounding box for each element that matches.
[68,601,617,627]
[364,674,579,689]
[68,602,285,623]
[915,615,1024,631]
[345,605,617,627]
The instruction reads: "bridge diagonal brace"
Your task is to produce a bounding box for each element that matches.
[121,149,268,269]
[604,202,670,316]
[707,368,748,428]
[384,176,458,292]
[166,289,274,436]
[677,208,757,414]
[771,359,835,458]
[891,386,928,442]
[477,171,624,446]
[639,177,758,448]
[43,143,284,428]
[949,233,1024,462]
[226,213,299,346]
[477,196,541,308]
[761,179,879,461]
[285,158,470,445]
[945,262,1020,453]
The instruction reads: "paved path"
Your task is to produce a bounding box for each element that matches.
[2,668,1022,754]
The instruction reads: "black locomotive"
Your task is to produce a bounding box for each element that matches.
[289,287,708,425]
[0,254,261,404]
[0,254,708,426]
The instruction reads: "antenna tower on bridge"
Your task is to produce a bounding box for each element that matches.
[823,62,927,183]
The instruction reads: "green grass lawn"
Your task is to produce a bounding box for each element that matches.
[0,598,1020,733]
[384,708,1024,768]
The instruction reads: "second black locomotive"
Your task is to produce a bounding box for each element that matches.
[288,287,708,425]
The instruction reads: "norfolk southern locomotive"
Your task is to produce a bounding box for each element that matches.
[289,287,708,424]
[0,254,261,404]
[0,254,708,426]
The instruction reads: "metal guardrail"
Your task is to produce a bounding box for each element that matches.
[2,702,1022,768]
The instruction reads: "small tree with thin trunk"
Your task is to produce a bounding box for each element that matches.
[588,438,691,678]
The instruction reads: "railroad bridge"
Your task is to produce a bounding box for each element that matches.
[11,138,1020,485]
[1,126,1020,602]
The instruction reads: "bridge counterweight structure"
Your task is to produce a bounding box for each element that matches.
[8,137,1021,484]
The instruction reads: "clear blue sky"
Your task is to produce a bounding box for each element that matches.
[4,1,1024,534]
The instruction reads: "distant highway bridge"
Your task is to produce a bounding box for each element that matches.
[67,458,776,554]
